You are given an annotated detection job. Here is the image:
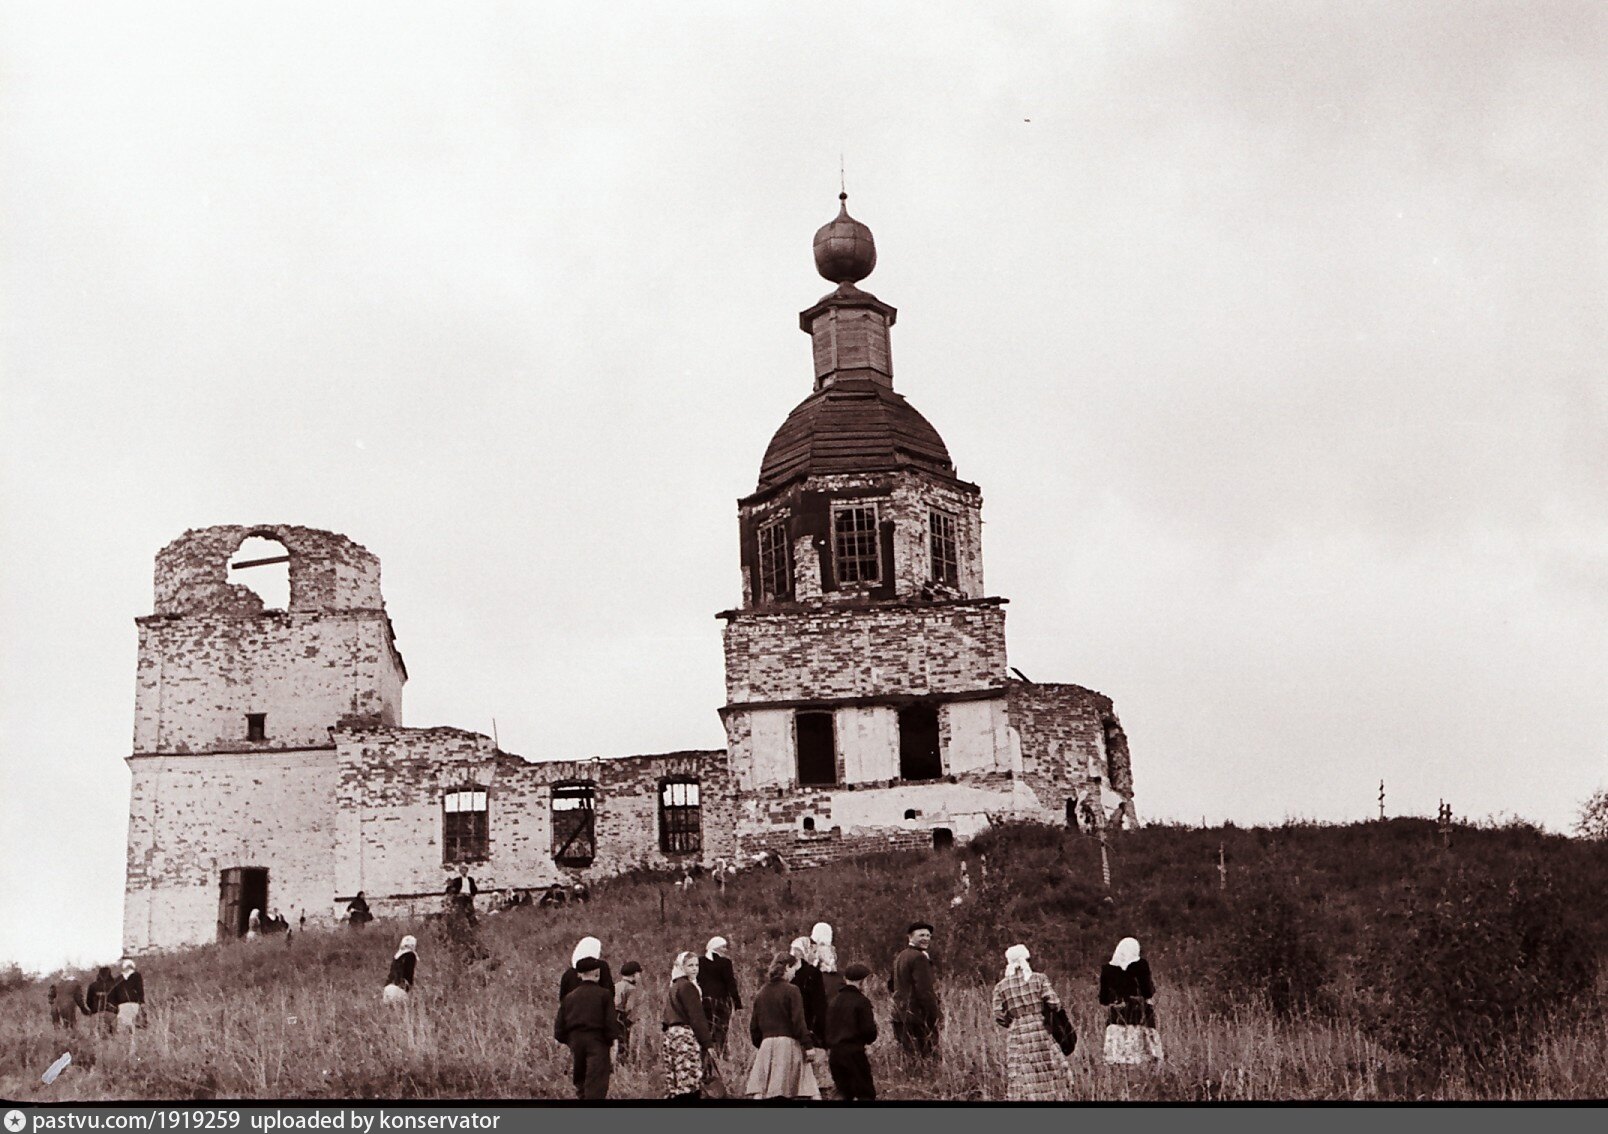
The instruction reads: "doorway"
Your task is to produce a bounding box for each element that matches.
[898,705,942,780]
[217,867,269,940]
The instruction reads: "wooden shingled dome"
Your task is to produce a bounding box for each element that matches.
[755,376,955,493]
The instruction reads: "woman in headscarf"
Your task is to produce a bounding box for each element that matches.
[811,922,843,1001]
[661,950,714,1101]
[746,952,820,1099]
[699,936,742,1055]
[109,958,145,1029]
[1099,936,1163,1064]
[791,934,833,1096]
[246,909,262,940]
[991,944,1071,1100]
[383,935,417,1003]
[559,936,615,1001]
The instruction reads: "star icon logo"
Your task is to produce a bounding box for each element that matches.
[5,1109,27,1133]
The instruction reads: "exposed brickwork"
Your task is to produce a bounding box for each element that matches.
[1007,679,1138,829]
[152,525,389,617]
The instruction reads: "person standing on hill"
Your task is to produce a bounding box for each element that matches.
[48,974,87,1030]
[662,950,715,1101]
[812,922,843,1001]
[1099,936,1163,1064]
[383,935,417,1003]
[560,936,615,1000]
[614,960,642,1064]
[554,956,623,1100]
[444,864,478,922]
[85,965,116,1030]
[109,957,144,1029]
[889,922,941,1056]
[699,936,742,1055]
[745,952,820,1099]
[824,962,878,1101]
[347,891,374,927]
[992,944,1071,1100]
[790,936,831,1095]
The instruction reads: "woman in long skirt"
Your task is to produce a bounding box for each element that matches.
[991,944,1071,1101]
[746,952,820,1099]
[1099,936,1163,1064]
[662,950,714,1100]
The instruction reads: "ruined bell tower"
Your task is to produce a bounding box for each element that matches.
[123,525,406,951]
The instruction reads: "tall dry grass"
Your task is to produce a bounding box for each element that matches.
[3,820,1604,1102]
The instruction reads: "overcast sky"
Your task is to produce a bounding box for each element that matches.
[3,2,1604,973]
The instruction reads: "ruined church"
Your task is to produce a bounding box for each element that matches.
[122,200,1137,952]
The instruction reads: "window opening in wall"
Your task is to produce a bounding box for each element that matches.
[658,778,701,854]
[246,713,266,742]
[929,510,959,587]
[832,505,880,584]
[757,520,792,601]
[443,788,489,863]
[795,711,837,786]
[898,704,943,780]
[802,816,816,832]
[1065,798,1080,830]
[904,809,918,820]
[552,782,596,867]
[932,828,954,850]
[216,866,268,940]
[231,535,290,610]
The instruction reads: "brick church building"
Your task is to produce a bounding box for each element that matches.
[122,199,1137,952]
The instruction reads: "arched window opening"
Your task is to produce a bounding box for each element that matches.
[232,535,290,610]
[801,816,816,832]
[932,828,954,850]
[903,809,918,820]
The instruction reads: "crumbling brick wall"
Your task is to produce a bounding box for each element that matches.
[333,725,734,915]
[1006,679,1138,829]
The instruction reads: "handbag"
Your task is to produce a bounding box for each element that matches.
[1044,1002,1077,1056]
[701,1051,730,1100]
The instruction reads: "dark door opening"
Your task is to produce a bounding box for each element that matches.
[898,704,942,780]
[795,711,837,785]
[1065,798,1080,830]
[217,867,268,940]
[932,828,954,850]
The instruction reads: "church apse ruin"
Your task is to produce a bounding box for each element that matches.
[122,200,1137,952]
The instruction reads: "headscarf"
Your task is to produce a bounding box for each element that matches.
[811,922,838,972]
[120,958,137,974]
[395,935,417,960]
[789,935,814,965]
[1004,944,1032,980]
[705,936,727,959]
[1110,937,1141,970]
[671,950,700,986]
[572,936,602,967]
[249,909,261,926]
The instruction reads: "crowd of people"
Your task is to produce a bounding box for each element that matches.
[45,958,146,1033]
[375,881,1166,1103]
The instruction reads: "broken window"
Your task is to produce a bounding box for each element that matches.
[231,535,290,610]
[898,704,943,780]
[443,788,489,863]
[246,713,267,742]
[757,520,791,601]
[929,510,959,587]
[551,782,596,867]
[795,711,837,786]
[659,778,701,854]
[832,505,880,584]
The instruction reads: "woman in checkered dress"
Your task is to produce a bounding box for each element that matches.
[991,944,1071,1101]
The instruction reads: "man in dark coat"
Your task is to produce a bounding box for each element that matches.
[825,962,879,1101]
[699,936,742,1055]
[48,975,88,1030]
[444,864,478,922]
[553,957,622,1100]
[889,922,941,1056]
[85,966,116,1031]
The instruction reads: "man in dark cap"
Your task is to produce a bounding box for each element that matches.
[825,962,879,1100]
[889,922,941,1056]
[553,955,622,1099]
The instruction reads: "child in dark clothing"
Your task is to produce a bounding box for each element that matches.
[824,962,879,1101]
[614,961,642,1064]
[554,957,623,1100]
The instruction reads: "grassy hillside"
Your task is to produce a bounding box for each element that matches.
[3,819,1604,1102]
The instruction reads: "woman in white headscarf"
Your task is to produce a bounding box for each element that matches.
[662,950,715,1100]
[1099,936,1163,1064]
[559,935,615,1001]
[811,922,843,1000]
[383,936,416,1003]
[699,936,742,1054]
[991,944,1071,1100]
[109,958,145,1029]
[246,909,261,940]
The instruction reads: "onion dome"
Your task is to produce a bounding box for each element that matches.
[812,193,877,284]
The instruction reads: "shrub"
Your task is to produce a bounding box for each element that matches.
[1361,864,1597,1078]
[1211,868,1330,1015]
[1575,789,1608,841]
